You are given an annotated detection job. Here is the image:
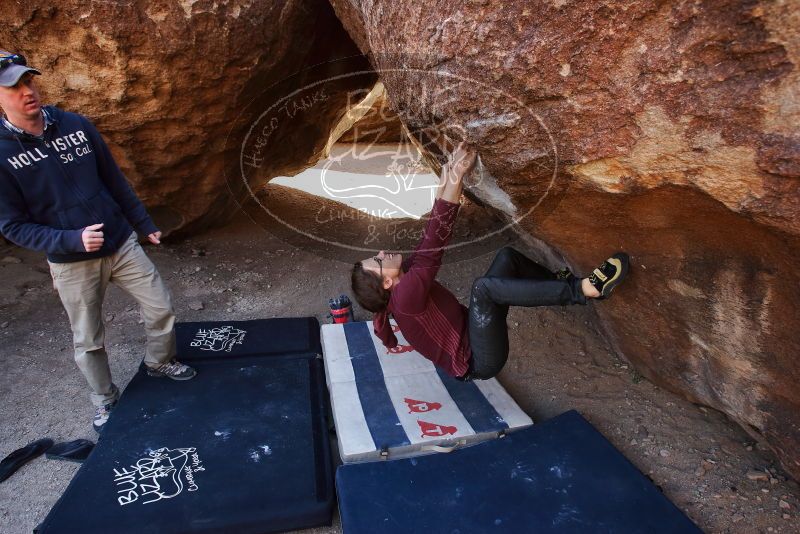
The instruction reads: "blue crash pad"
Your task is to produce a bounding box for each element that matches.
[39,318,333,534]
[336,410,701,534]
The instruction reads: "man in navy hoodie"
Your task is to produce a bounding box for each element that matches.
[0,51,196,432]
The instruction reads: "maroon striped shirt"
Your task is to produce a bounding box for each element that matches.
[373,198,471,377]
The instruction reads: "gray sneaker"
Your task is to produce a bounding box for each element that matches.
[146,360,197,380]
[93,401,116,433]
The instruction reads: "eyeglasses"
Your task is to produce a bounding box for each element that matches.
[0,53,26,71]
[373,256,383,278]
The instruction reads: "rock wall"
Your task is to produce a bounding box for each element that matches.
[328,0,800,479]
[1,0,372,233]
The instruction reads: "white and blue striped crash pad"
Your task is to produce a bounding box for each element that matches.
[321,321,533,463]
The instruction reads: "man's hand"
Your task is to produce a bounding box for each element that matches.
[81,223,104,252]
[147,231,162,245]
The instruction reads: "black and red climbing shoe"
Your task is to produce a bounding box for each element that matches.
[588,253,630,299]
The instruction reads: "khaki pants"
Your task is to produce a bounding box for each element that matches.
[49,232,176,407]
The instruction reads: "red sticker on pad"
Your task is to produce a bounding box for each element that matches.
[417,420,458,437]
[404,398,442,413]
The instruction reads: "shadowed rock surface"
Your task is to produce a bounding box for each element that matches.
[1,0,374,234]
[327,0,800,479]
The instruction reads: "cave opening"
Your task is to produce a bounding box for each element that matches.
[268,82,440,220]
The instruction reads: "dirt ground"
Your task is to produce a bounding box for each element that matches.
[1,213,798,534]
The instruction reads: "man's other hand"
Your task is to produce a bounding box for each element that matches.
[82,223,104,252]
[147,231,162,245]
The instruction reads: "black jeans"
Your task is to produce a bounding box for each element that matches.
[467,247,587,380]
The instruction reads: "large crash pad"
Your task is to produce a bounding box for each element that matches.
[321,321,532,462]
[336,410,702,533]
[38,318,333,534]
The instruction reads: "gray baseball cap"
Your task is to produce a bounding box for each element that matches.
[0,55,41,87]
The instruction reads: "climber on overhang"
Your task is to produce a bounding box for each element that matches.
[350,142,630,380]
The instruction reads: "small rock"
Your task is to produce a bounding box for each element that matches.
[694,466,705,477]
[659,449,670,457]
[188,301,204,311]
[731,514,744,523]
[784,514,791,519]
[226,308,232,313]
[104,313,114,322]
[779,500,790,510]
[513,322,519,327]
[0,321,8,328]
[194,266,201,272]
[245,259,253,264]
[630,439,638,446]
[747,470,769,482]
[636,425,649,437]
[746,445,753,451]
[137,318,144,325]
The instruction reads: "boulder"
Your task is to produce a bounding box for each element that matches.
[2,0,373,233]
[328,0,800,479]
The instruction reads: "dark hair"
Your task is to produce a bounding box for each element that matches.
[351,261,390,313]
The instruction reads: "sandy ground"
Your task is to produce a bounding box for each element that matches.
[1,214,798,534]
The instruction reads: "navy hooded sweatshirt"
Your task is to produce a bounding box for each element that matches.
[0,106,158,263]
